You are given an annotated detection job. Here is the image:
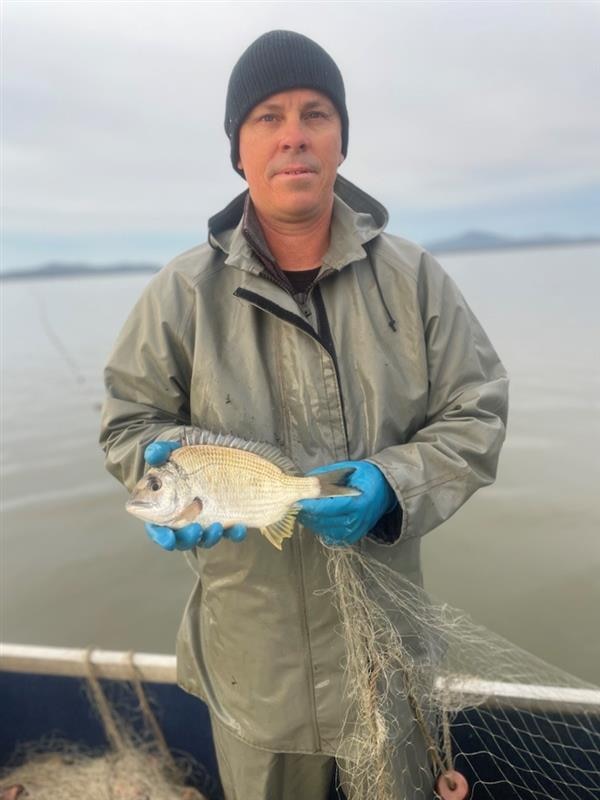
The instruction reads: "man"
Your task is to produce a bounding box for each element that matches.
[100,30,508,800]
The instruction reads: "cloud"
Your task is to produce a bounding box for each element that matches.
[3,0,600,256]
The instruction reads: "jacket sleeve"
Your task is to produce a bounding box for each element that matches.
[99,268,195,492]
[367,251,509,542]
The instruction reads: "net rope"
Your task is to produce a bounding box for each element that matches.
[0,649,208,800]
[2,547,598,799]
[325,545,600,800]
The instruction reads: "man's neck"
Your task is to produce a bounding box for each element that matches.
[253,200,334,271]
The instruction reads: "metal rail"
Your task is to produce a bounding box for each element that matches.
[0,643,176,684]
[2,643,600,711]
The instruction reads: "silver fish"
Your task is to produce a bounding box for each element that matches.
[126,430,359,549]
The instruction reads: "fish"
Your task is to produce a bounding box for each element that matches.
[126,430,360,549]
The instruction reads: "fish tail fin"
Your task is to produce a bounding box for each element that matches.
[261,508,299,550]
[317,468,361,498]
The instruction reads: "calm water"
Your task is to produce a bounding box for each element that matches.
[1,244,599,684]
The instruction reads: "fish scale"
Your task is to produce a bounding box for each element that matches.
[184,447,316,528]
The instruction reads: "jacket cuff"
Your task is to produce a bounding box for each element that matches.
[367,503,403,544]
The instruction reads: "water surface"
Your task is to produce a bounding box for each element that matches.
[1,244,598,684]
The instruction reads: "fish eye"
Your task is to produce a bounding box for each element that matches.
[148,477,162,492]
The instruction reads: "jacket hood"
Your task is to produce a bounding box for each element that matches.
[207,174,389,258]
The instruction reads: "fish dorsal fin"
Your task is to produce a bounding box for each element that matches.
[261,507,299,550]
[180,428,300,475]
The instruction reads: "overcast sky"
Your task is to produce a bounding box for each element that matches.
[2,0,600,269]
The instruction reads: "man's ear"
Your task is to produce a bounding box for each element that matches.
[338,153,345,167]
[236,157,246,179]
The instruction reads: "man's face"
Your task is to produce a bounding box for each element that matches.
[237,88,344,224]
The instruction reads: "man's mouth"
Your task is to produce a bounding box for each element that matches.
[278,167,315,176]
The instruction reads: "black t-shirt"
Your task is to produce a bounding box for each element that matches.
[281,267,321,295]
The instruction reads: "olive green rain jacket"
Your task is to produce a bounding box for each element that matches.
[100,175,509,755]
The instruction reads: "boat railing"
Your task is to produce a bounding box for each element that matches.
[2,642,600,713]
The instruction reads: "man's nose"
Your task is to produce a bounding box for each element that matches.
[279,118,309,151]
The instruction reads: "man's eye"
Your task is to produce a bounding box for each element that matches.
[306,111,327,119]
[259,113,277,122]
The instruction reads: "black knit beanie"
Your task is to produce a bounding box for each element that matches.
[225,30,349,176]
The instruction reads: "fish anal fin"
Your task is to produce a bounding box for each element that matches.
[261,508,299,550]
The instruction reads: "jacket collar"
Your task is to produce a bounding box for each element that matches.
[207,175,389,275]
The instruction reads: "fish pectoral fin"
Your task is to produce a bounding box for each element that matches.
[174,497,203,526]
[260,508,299,551]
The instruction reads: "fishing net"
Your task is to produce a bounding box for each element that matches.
[0,747,204,800]
[326,546,600,800]
[0,652,210,800]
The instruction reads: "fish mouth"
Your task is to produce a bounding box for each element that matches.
[125,499,157,518]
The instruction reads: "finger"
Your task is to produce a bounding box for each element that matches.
[144,440,181,466]
[298,494,359,517]
[224,524,247,543]
[326,521,357,541]
[299,510,354,538]
[174,523,202,550]
[320,533,349,548]
[345,525,367,544]
[200,522,224,549]
[145,522,176,551]
[297,509,336,531]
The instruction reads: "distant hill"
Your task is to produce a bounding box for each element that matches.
[2,232,599,280]
[425,230,600,254]
[0,261,160,281]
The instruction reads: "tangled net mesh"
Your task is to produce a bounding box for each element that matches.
[0,652,208,800]
[2,543,598,800]
[326,546,600,800]
[0,745,204,800]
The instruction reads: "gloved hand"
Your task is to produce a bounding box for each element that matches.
[297,460,397,546]
[142,439,248,551]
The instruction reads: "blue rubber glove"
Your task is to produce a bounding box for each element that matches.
[142,439,248,551]
[144,520,247,551]
[297,460,397,546]
[144,440,182,466]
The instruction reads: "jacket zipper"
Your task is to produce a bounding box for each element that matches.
[234,283,349,752]
[296,294,313,322]
[232,285,349,451]
[310,283,349,449]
